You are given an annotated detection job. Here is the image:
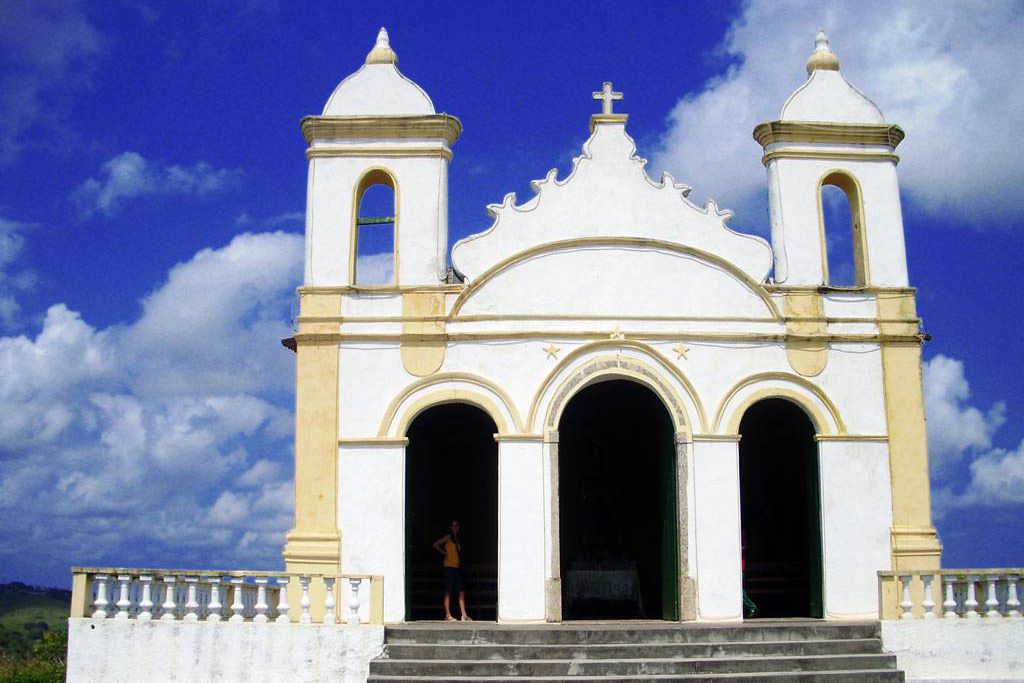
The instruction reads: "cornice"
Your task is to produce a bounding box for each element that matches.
[301,114,462,146]
[753,120,905,149]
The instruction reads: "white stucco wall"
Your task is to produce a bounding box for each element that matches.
[819,439,894,618]
[497,439,547,621]
[881,619,1024,681]
[691,439,743,621]
[66,619,384,683]
[338,444,405,623]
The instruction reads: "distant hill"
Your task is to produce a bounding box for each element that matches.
[0,583,70,659]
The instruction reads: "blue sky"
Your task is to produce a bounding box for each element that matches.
[0,1,1021,588]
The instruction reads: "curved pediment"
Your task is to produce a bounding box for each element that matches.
[451,238,779,319]
[451,119,773,284]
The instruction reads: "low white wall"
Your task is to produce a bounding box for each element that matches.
[881,619,1024,682]
[67,618,384,683]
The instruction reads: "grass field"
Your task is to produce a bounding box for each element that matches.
[0,583,69,682]
[0,583,70,659]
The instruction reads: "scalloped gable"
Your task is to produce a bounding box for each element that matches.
[451,120,773,283]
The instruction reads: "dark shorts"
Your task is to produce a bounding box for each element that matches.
[443,567,464,595]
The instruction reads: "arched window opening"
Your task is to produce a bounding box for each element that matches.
[354,170,396,285]
[820,172,866,287]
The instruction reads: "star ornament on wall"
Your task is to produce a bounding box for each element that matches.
[543,343,561,360]
[673,343,690,360]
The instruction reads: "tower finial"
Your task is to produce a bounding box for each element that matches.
[366,27,398,66]
[805,29,840,76]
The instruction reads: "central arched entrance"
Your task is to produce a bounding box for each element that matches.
[405,403,498,621]
[558,379,679,620]
[739,398,823,618]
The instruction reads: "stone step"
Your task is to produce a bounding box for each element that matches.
[367,672,904,682]
[383,622,881,645]
[384,637,884,660]
[369,653,897,677]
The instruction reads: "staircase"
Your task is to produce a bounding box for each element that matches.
[368,621,904,682]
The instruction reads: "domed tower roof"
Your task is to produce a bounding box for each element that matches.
[321,28,435,116]
[780,31,885,124]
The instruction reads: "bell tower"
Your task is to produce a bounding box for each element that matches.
[302,28,461,288]
[754,32,942,577]
[755,31,907,288]
[284,29,461,580]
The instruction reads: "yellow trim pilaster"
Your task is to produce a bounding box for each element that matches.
[783,290,828,376]
[400,291,447,376]
[283,290,342,576]
[877,291,941,572]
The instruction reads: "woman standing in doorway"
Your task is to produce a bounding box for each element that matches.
[433,520,472,621]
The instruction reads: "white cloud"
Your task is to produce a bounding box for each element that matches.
[923,354,1019,517]
[0,216,38,330]
[923,354,1005,473]
[355,252,394,285]
[72,151,242,217]
[652,0,1024,229]
[0,0,102,164]
[0,231,302,584]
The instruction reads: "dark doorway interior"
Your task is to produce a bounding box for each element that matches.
[559,380,678,620]
[405,403,498,621]
[739,398,823,618]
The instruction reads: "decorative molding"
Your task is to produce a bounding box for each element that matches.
[713,371,846,435]
[301,114,462,145]
[299,330,920,344]
[589,113,628,132]
[691,433,742,442]
[493,434,544,442]
[753,121,904,148]
[377,372,525,437]
[307,147,452,162]
[338,437,409,447]
[815,434,888,442]
[761,150,899,166]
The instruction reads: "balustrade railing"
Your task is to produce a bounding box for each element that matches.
[70,568,383,625]
[878,569,1022,620]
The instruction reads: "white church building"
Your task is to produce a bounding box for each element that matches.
[68,28,1024,683]
[282,27,940,625]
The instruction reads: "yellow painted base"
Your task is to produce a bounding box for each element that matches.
[283,529,341,622]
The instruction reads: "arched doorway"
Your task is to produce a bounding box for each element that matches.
[558,379,678,620]
[739,398,823,618]
[405,403,498,620]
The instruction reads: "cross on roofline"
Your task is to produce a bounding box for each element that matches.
[592,81,623,115]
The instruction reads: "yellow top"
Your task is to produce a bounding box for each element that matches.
[443,539,460,569]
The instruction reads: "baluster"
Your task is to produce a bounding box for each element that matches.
[964,575,980,618]
[138,576,154,620]
[229,577,246,623]
[206,577,223,622]
[347,578,362,625]
[275,577,291,624]
[299,576,312,624]
[183,577,200,622]
[161,576,178,621]
[984,575,1001,618]
[1005,574,1021,618]
[323,577,336,625]
[114,574,132,620]
[899,574,914,620]
[92,574,110,619]
[254,577,269,623]
[942,575,958,619]
[921,574,936,619]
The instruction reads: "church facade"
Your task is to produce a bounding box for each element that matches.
[282,29,942,624]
